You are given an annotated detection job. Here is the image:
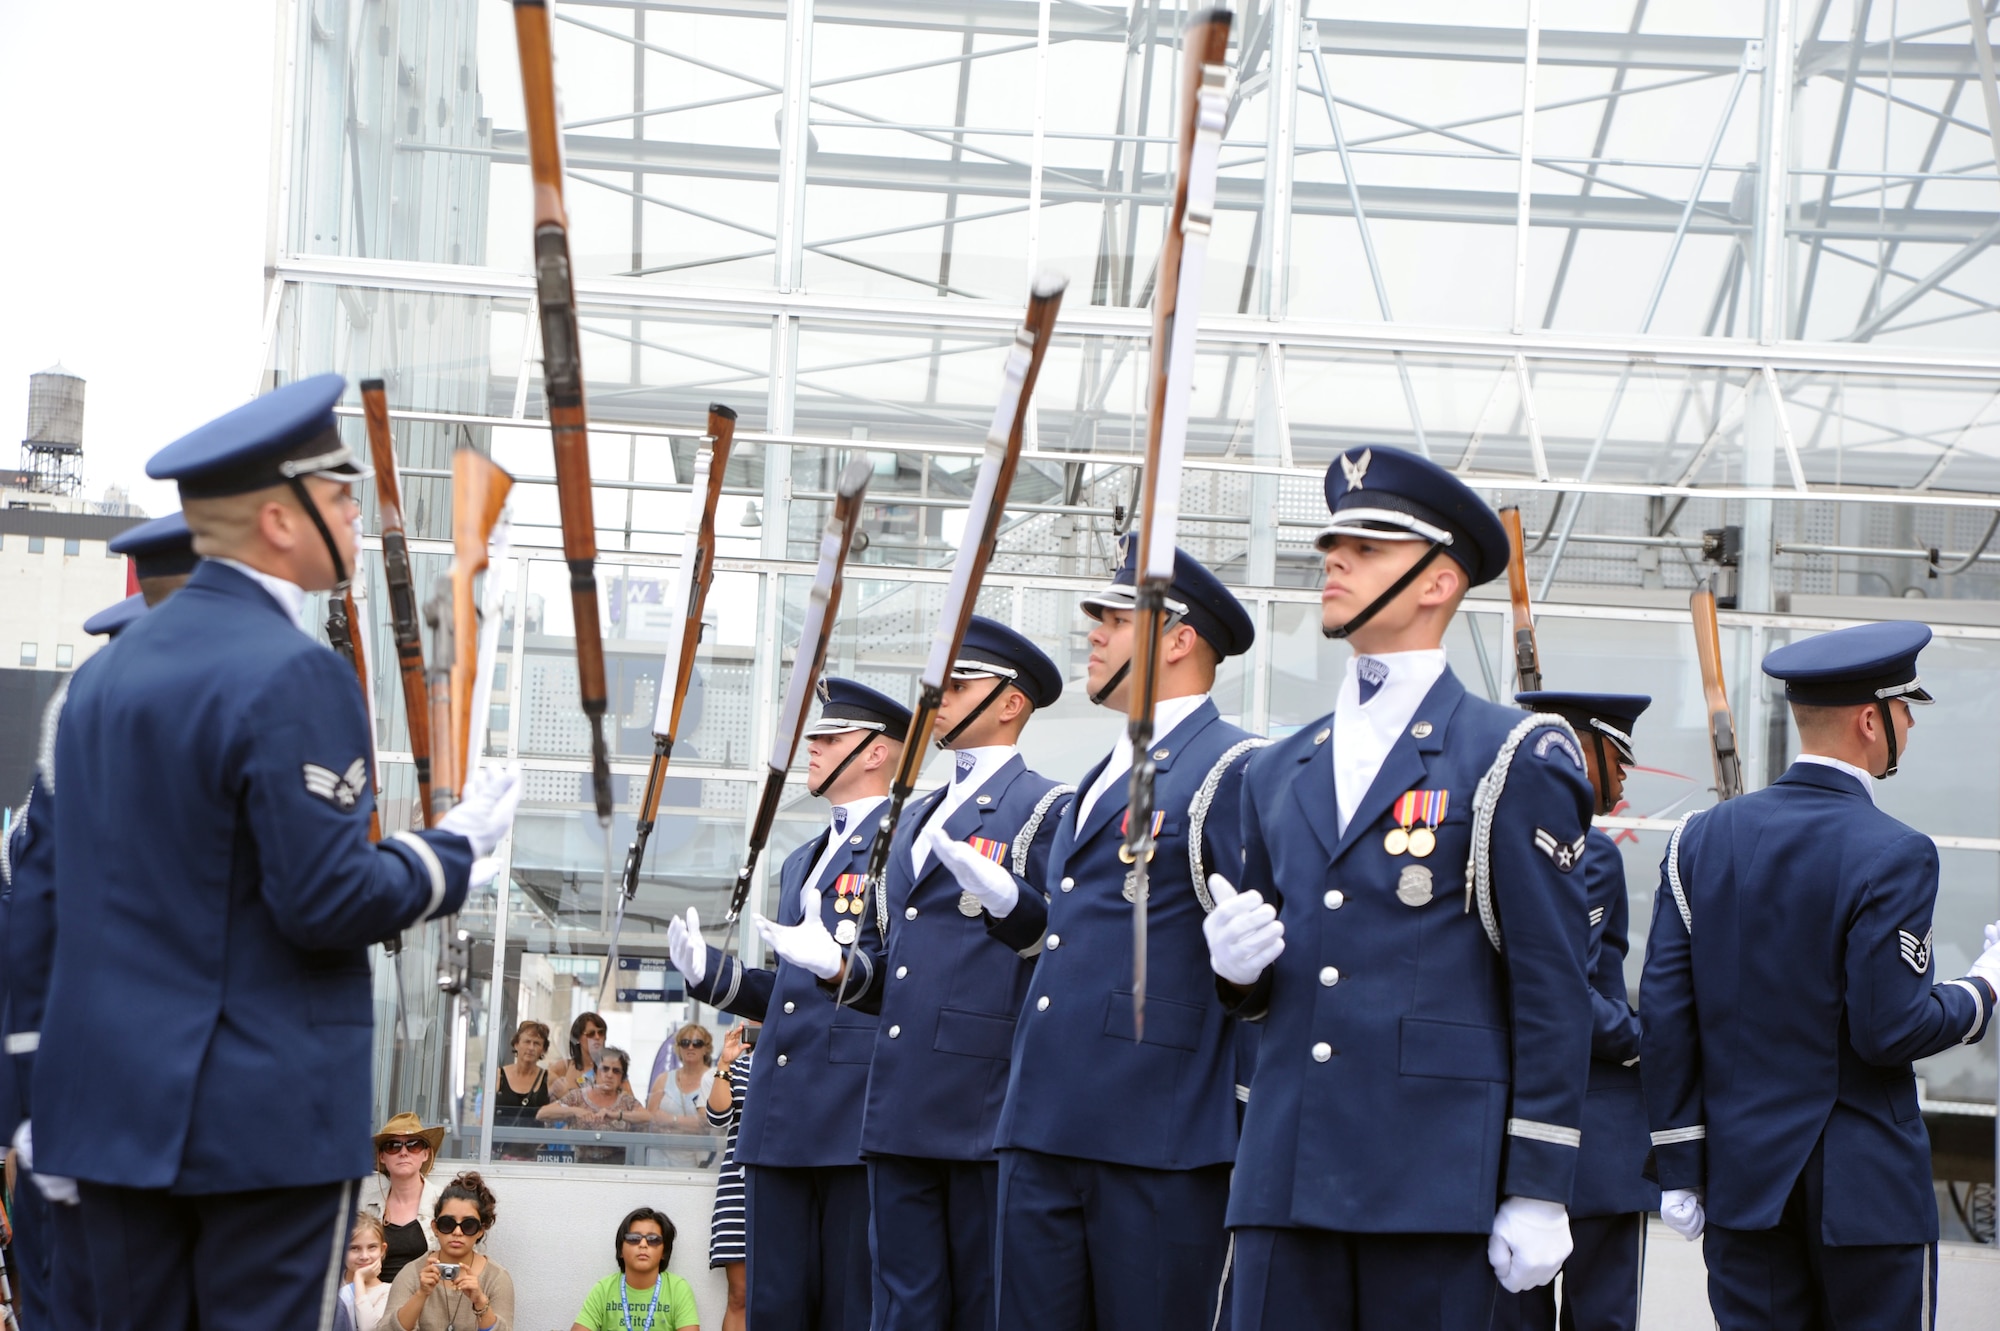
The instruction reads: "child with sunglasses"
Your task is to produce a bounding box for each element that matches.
[389,1172,515,1330]
[570,1208,700,1331]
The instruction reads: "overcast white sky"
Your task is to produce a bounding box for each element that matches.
[0,1,278,516]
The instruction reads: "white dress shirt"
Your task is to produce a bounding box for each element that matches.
[1332,649,1448,837]
[804,795,888,900]
[1075,692,1211,826]
[912,745,1018,875]
[212,558,310,635]
[1794,752,1878,805]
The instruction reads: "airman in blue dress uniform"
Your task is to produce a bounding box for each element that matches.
[32,376,523,1331]
[1642,621,2000,1331]
[1508,690,1659,1331]
[989,544,1261,1331]
[764,617,1073,1331]
[669,677,909,1331]
[1207,447,1596,1330]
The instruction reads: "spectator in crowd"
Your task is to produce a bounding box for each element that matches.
[493,1020,553,1161]
[647,1023,718,1127]
[341,1213,391,1331]
[704,1024,755,1331]
[549,1012,609,1099]
[570,1207,700,1331]
[388,1171,515,1331]
[539,1046,654,1163]
[359,1113,447,1286]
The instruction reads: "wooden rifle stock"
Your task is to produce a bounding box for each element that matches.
[514,0,614,828]
[1690,578,1743,800]
[326,587,382,842]
[1500,506,1543,692]
[361,379,434,825]
[450,449,515,800]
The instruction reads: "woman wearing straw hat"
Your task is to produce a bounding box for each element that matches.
[358,1113,447,1287]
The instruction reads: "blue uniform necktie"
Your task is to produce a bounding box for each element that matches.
[831,807,848,836]
[1357,656,1389,706]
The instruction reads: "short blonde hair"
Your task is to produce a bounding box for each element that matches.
[180,484,293,558]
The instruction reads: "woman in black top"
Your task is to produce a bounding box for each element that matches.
[493,1019,553,1161]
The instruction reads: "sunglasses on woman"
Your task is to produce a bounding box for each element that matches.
[434,1215,484,1236]
[379,1139,429,1154]
[622,1233,665,1247]
[677,1038,708,1049]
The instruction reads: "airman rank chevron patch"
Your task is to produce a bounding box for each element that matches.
[1534,827,1587,873]
[1897,927,1933,975]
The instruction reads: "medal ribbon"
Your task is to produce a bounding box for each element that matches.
[621,1276,663,1331]
[1393,791,1421,832]
[1423,790,1447,829]
[1118,810,1166,839]
[966,835,1008,864]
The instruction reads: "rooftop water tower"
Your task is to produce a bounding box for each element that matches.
[20,364,85,496]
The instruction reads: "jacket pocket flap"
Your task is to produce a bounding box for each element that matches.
[1399,1017,1507,1081]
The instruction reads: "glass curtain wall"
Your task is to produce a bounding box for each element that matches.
[267,0,2000,1190]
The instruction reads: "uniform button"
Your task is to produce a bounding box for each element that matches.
[1036,996,1050,1012]
[783,1001,795,1014]
[895,966,907,979]
[905,906,919,920]
[777,1054,789,1067]
[1323,890,1344,910]
[1047,934,1061,949]
[1319,966,1340,987]
[1060,877,1075,892]
[1311,1043,1331,1062]
[889,1025,901,1039]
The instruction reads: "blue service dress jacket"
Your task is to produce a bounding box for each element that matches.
[32,561,475,1193]
[1,680,69,1142]
[1226,669,1596,1234]
[1641,761,1995,1244]
[845,755,1070,1161]
[993,698,1260,1171]
[685,816,886,1168]
[1571,828,1657,1219]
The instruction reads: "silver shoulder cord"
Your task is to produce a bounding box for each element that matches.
[1664,811,1699,932]
[1012,784,1076,879]
[1467,713,1582,953]
[1189,738,1271,912]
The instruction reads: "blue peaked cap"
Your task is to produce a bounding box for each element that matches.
[1317,446,1510,586]
[1515,691,1652,763]
[109,511,198,579]
[146,374,372,499]
[955,615,1064,708]
[83,593,148,639]
[805,676,913,739]
[1762,621,1935,707]
[1081,538,1256,658]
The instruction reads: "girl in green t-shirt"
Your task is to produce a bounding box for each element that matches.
[570,1207,701,1331]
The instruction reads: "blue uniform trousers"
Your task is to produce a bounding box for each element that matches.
[994,1149,1230,1331]
[744,1163,872,1331]
[11,1169,55,1331]
[867,1154,998,1331]
[50,1190,103,1330]
[78,1179,354,1331]
[1496,1213,1644,1331]
[1704,1141,1935,1331]
[1229,1226,1501,1330]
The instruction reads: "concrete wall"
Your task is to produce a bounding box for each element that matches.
[468,1169,2000,1331]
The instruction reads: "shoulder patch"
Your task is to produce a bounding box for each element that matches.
[1588,904,1606,928]
[1533,729,1584,771]
[1534,828,1588,873]
[1897,927,1933,975]
[303,757,369,811]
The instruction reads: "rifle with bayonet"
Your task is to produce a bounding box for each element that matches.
[720,457,874,952]
[362,379,435,826]
[1689,576,1742,800]
[1121,8,1233,1040]
[605,404,739,1000]
[513,0,615,833]
[1500,505,1543,692]
[836,276,1068,996]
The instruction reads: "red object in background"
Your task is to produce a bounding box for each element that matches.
[124,557,138,597]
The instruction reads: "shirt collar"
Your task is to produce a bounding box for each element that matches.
[212,558,311,634]
[948,745,1016,789]
[830,794,888,839]
[1794,753,1878,804]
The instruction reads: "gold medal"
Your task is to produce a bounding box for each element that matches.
[1408,826,1436,859]
[1382,827,1411,857]
[1385,790,1420,857]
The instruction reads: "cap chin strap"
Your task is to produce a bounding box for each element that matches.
[1874,700,1900,779]
[284,475,351,591]
[1588,730,1615,816]
[809,730,876,799]
[1322,544,1446,641]
[1087,612,1184,706]
[939,677,1014,748]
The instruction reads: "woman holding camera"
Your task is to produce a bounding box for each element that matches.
[388,1172,516,1331]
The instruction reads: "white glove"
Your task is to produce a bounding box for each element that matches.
[12,1122,78,1207]
[1968,919,2000,993]
[1202,874,1284,987]
[469,859,500,891]
[1486,1196,1572,1292]
[927,827,1019,919]
[437,762,524,859]
[1660,1188,1705,1241]
[753,885,843,982]
[667,907,706,986]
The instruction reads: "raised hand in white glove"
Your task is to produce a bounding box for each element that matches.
[927,827,1018,919]
[1487,1196,1572,1292]
[753,885,843,981]
[1968,919,2000,993]
[667,907,706,986]
[1660,1188,1705,1241]
[12,1122,78,1207]
[437,762,524,858]
[1202,874,1284,987]
[469,859,500,891]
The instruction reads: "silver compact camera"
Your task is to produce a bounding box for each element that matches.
[437,1263,461,1282]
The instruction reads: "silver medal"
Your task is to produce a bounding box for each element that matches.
[958,891,984,918]
[1396,864,1434,908]
[834,919,858,945]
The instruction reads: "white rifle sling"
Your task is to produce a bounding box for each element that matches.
[1189,737,1270,910]
[1467,713,1582,953]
